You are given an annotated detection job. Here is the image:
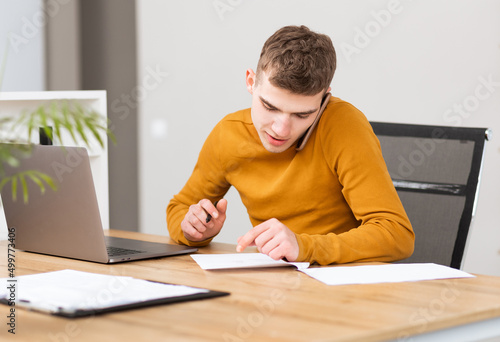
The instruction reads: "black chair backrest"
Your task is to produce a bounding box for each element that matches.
[370,122,490,269]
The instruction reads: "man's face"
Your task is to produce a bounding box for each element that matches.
[246,70,326,153]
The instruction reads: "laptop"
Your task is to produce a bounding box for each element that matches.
[0,144,197,263]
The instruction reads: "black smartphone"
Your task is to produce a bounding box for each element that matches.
[296,92,331,151]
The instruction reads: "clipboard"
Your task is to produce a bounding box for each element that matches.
[0,289,229,318]
[0,270,229,318]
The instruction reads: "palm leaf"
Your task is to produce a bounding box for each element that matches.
[0,170,58,204]
[19,173,29,203]
[11,176,17,202]
[35,171,57,191]
[11,100,114,149]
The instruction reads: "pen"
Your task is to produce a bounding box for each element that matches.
[205,201,219,223]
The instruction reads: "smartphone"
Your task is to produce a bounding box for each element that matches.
[296,92,331,151]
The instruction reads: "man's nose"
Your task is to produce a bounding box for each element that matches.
[271,114,291,137]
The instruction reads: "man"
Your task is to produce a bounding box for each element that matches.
[167,25,414,265]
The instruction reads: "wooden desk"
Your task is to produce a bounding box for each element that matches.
[1,230,500,342]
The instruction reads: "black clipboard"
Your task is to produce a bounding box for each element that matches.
[59,288,229,318]
[0,273,229,318]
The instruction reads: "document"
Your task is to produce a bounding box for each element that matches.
[190,255,473,287]
[191,253,310,270]
[0,269,228,317]
[300,263,475,286]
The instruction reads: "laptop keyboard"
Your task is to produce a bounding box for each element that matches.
[107,246,145,257]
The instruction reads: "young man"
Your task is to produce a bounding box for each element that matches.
[167,25,414,265]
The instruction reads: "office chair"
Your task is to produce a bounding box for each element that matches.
[370,122,490,269]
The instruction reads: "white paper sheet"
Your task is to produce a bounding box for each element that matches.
[191,253,310,270]
[0,269,208,314]
[300,263,475,286]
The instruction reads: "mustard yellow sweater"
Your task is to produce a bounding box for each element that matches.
[167,97,414,265]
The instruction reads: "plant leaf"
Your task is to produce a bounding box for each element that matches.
[20,173,29,204]
[26,171,46,194]
[36,172,57,191]
[11,176,17,202]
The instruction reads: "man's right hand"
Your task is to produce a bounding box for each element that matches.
[181,199,228,242]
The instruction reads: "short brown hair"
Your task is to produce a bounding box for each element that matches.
[256,25,336,96]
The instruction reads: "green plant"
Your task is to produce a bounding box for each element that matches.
[0,101,115,203]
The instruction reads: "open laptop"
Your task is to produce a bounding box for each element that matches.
[0,144,197,263]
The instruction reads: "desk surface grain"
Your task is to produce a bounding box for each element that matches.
[1,230,500,342]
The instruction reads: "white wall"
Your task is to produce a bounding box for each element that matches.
[136,0,500,276]
[0,0,45,91]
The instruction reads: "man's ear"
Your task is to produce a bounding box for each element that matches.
[246,69,256,94]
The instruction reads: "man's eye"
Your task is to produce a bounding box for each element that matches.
[264,105,277,112]
[296,114,310,119]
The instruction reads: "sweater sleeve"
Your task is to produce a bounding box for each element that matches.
[295,102,414,265]
[166,121,231,246]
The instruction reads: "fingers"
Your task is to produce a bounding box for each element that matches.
[236,219,299,261]
[254,228,286,260]
[206,199,228,222]
[236,224,267,252]
[181,198,227,242]
[256,231,280,255]
[216,199,228,215]
[181,205,208,240]
[200,199,219,222]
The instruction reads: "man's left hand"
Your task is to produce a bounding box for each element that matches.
[236,218,299,262]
